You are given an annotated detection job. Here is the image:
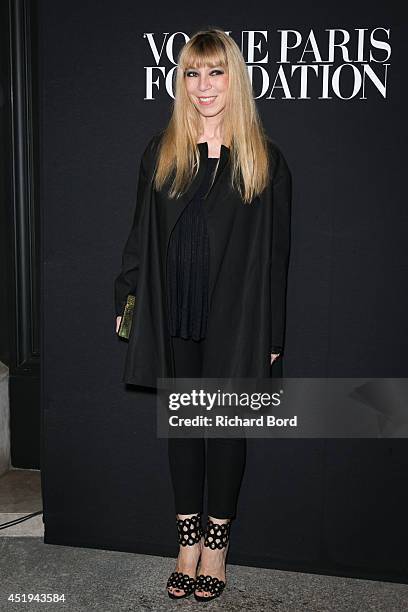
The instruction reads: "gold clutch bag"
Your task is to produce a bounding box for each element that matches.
[118,294,136,339]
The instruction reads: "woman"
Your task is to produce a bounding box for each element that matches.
[114,28,292,602]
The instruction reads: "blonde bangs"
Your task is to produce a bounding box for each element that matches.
[179,37,228,72]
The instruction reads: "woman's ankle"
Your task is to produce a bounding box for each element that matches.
[202,516,232,550]
[207,515,232,524]
[175,512,204,547]
[177,512,201,519]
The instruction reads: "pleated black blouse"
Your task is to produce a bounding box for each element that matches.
[166,157,219,341]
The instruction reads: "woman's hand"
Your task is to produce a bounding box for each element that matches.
[116,316,122,334]
[270,352,280,365]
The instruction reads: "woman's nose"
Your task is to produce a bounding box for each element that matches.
[198,76,211,91]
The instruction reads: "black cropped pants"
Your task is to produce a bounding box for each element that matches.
[167,335,247,519]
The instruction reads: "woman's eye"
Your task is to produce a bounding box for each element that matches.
[185,70,223,77]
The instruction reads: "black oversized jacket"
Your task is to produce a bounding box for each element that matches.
[114,131,292,387]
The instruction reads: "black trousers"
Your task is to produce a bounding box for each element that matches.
[168,335,247,519]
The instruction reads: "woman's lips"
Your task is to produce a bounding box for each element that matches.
[197,96,217,106]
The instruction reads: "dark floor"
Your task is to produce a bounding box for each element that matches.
[1,537,408,612]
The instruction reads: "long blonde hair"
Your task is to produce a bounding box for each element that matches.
[153,28,271,204]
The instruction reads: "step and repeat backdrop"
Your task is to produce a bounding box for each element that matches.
[40,1,407,580]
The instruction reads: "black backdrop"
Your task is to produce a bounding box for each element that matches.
[40,1,408,581]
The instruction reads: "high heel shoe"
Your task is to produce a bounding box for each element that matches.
[166,512,204,599]
[194,517,231,602]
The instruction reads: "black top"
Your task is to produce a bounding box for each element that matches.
[166,157,218,340]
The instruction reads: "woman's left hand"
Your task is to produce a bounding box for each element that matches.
[270,352,280,365]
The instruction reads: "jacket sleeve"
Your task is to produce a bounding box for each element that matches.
[113,145,151,317]
[270,146,292,353]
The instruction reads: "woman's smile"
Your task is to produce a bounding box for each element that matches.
[197,95,217,105]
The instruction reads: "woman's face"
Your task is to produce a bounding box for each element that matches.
[184,63,229,117]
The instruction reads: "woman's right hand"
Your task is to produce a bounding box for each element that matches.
[116,316,122,334]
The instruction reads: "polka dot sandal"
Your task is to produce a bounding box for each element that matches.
[166,513,203,599]
[194,518,232,602]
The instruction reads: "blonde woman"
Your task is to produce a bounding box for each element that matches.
[114,28,292,601]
